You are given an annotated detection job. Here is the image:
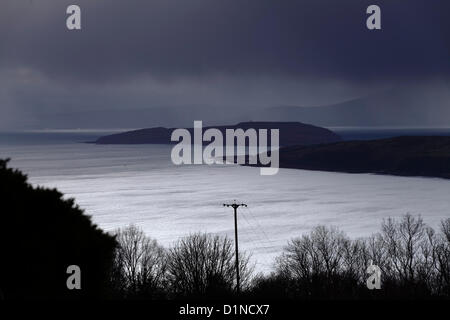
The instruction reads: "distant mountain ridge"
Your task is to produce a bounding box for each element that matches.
[92,121,341,146]
[259,88,450,126]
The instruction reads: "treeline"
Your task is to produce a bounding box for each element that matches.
[110,215,450,300]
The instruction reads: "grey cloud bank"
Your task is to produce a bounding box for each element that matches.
[0,0,449,129]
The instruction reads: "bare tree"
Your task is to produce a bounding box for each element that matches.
[112,225,167,298]
[441,218,450,243]
[380,214,433,284]
[434,218,450,295]
[167,233,253,297]
[358,233,390,280]
[274,225,363,298]
[341,238,367,282]
[272,215,450,298]
[277,226,348,279]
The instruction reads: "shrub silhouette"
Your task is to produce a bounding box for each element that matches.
[0,159,116,299]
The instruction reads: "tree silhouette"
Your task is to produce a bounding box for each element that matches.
[0,159,116,299]
[254,215,450,299]
[167,233,253,299]
[111,225,167,298]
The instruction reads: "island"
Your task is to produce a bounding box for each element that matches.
[92,121,342,147]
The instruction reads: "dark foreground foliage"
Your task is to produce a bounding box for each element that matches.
[0,159,117,299]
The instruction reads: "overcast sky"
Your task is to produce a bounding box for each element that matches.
[0,0,449,129]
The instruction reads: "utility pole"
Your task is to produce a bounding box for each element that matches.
[223,200,247,294]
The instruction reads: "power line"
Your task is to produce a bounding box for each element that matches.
[243,205,273,247]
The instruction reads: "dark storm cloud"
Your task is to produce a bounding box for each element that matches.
[1,0,449,83]
[1,0,450,129]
